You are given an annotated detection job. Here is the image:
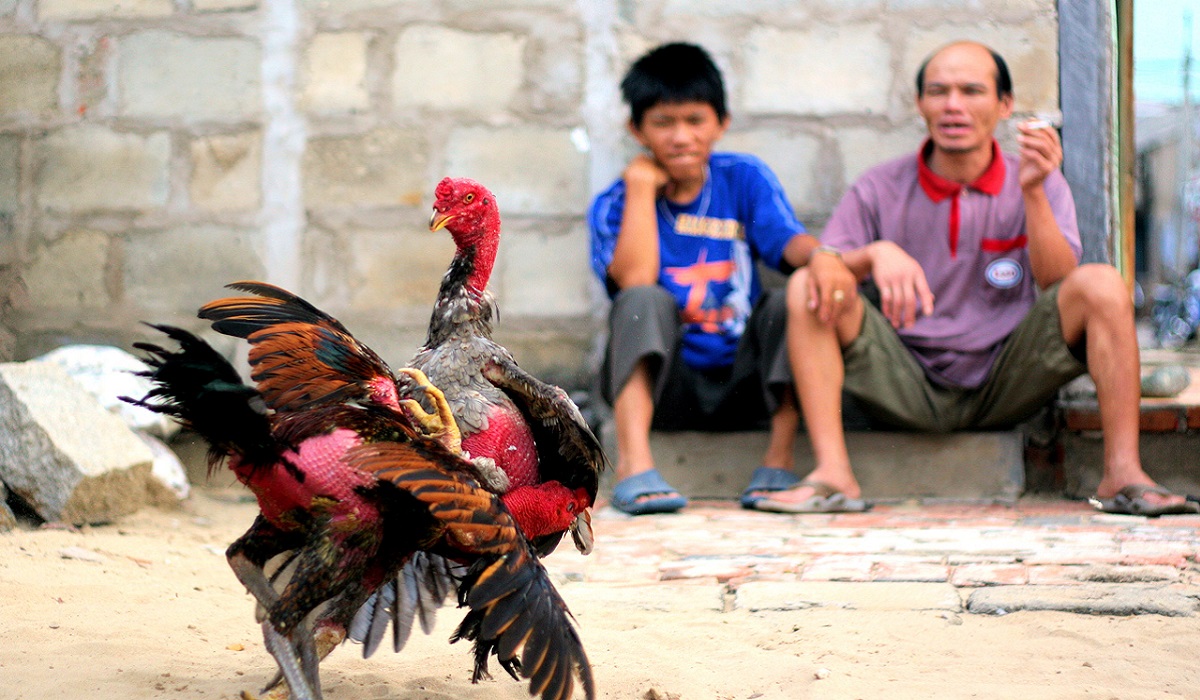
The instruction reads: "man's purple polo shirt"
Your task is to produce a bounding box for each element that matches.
[821,140,1081,389]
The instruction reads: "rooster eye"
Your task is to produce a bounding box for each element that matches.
[463,193,475,204]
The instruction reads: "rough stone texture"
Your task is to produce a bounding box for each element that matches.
[344,225,456,311]
[737,581,963,612]
[0,481,15,531]
[836,124,931,189]
[36,126,170,211]
[303,129,428,208]
[301,32,370,114]
[0,362,153,525]
[38,0,172,19]
[722,130,824,217]
[966,584,1198,617]
[123,225,265,316]
[743,25,891,116]
[193,0,257,10]
[443,126,589,216]
[117,31,262,120]
[497,222,593,318]
[23,231,111,311]
[392,26,526,113]
[0,35,60,117]
[0,134,21,212]
[189,131,262,212]
[900,24,1060,115]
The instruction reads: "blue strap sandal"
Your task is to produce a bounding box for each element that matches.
[610,469,688,516]
[739,466,802,509]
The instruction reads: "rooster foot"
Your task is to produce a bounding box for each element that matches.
[395,368,462,454]
[254,624,346,700]
[466,455,510,493]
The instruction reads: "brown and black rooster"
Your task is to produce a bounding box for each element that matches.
[124,323,594,700]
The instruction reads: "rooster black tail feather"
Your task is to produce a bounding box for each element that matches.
[122,324,276,474]
[450,547,595,700]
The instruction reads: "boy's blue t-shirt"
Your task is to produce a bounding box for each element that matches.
[588,152,805,370]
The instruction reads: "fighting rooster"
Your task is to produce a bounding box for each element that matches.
[124,324,594,700]
[200,179,605,559]
[414,176,606,557]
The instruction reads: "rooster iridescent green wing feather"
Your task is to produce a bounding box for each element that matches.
[198,281,400,414]
[348,441,596,700]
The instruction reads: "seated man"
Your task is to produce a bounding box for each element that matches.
[759,40,1198,516]
[588,42,855,515]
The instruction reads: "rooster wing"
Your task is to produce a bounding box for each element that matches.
[198,281,399,414]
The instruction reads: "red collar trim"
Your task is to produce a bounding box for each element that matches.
[917,139,1005,201]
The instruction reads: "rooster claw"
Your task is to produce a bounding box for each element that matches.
[395,368,462,454]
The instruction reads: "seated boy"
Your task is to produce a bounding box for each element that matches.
[587,42,857,515]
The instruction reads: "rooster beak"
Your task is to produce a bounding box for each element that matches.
[429,211,454,232]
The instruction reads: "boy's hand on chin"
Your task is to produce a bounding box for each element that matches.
[624,153,671,194]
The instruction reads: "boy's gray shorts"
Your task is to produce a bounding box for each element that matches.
[599,285,790,431]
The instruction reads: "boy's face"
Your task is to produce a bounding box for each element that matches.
[629,101,729,184]
[916,43,1013,157]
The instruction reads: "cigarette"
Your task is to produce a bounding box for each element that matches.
[1023,119,1052,130]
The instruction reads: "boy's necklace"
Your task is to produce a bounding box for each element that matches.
[657,165,711,228]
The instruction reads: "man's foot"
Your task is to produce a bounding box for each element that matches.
[610,469,687,515]
[1089,483,1199,516]
[756,479,870,514]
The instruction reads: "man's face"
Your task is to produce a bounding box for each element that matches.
[916,44,1014,156]
[629,101,729,184]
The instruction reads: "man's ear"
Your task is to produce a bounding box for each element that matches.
[998,95,1014,120]
[627,119,649,148]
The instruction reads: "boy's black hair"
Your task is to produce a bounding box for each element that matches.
[620,42,727,126]
[915,44,1013,100]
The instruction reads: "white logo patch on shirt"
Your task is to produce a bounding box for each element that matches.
[985,259,1023,289]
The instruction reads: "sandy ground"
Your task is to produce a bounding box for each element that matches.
[3,486,1199,700]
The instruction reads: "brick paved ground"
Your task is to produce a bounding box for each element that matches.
[546,498,1200,616]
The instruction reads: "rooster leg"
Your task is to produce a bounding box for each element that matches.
[395,367,462,454]
[227,518,299,612]
[254,623,346,700]
[260,619,321,700]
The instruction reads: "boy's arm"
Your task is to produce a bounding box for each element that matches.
[607,154,667,290]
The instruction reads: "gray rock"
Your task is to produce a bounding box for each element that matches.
[35,344,180,439]
[966,584,1197,617]
[0,362,154,525]
[1141,365,1192,398]
[0,481,15,531]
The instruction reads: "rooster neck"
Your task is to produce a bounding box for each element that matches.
[426,245,496,347]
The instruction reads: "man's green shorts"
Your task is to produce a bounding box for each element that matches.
[842,284,1087,432]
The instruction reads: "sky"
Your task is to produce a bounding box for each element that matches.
[1135,0,1200,104]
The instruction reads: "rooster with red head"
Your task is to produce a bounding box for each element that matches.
[416,176,605,556]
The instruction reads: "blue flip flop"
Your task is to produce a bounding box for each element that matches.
[610,469,688,516]
[739,466,802,509]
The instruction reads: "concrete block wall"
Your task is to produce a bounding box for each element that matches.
[0,0,1061,390]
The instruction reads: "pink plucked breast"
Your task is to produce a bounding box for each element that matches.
[463,403,539,489]
[239,428,376,523]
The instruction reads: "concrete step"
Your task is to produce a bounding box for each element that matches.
[1058,365,1200,499]
[599,423,1026,504]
